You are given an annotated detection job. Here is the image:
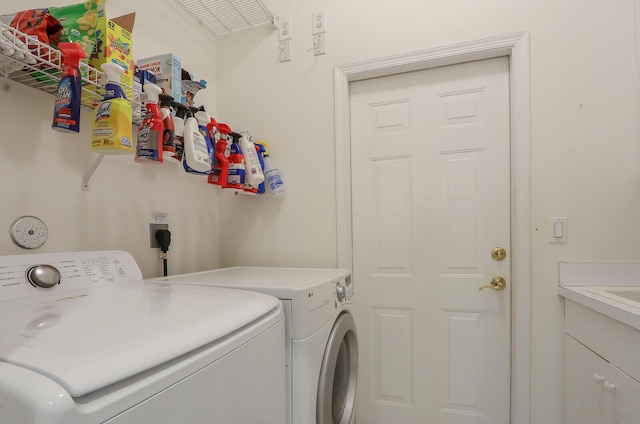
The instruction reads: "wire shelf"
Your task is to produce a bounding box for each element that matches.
[174,0,275,35]
[1,21,143,190]
[0,21,139,110]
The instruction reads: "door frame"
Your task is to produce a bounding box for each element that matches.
[334,32,531,424]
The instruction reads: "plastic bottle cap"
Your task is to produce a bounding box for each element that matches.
[58,42,86,66]
[173,102,190,118]
[143,83,162,104]
[159,93,174,107]
[195,110,211,125]
[101,62,125,83]
[217,123,231,135]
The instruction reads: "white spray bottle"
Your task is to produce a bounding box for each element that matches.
[238,132,265,189]
[262,147,285,197]
[182,108,211,173]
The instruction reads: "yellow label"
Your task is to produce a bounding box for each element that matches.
[91,99,133,153]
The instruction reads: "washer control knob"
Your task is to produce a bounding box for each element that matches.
[336,282,346,302]
[26,265,61,289]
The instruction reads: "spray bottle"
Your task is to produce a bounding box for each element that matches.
[254,142,266,194]
[260,142,286,197]
[238,132,265,194]
[135,83,164,163]
[159,94,176,159]
[208,122,231,187]
[91,63,133,153]
[224,132,245,192]
[52,42,85,133]
[172,102,189,162]
[182,108,211,173]
[194,108,215,171]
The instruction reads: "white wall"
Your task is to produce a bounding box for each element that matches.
[0,0,221,277]
[215,0,640,423]
[3,0,640,421]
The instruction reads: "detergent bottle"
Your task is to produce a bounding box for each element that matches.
[182,108,211,173]
[238,132,265,193]
[159,94,176,159]
[172,101,189,162]
[224,132,245,192]
[135,83,163,163]
[52,42,85,133]
[208,122,231,187]
[91,63,133,153]
[194,108,215,170]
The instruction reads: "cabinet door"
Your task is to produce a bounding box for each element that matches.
[606,362,640,424]
[565,335,608,424]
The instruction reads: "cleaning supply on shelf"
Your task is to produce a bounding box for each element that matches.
[225,132,245,192]
[52,42,85,133]
[206,113,218,149]
[194,108,215,170]
[208,123,231,187]
[254,142,266,194]
[182,107,211,173]
[135,83,163,163]
[132,67,156,124]
[260,143,285,197]
[159,94,176,159]
[238,131,265,193]
[172,101,189,162]
[90,62,133,153]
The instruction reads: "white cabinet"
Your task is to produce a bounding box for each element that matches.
[564,301,640,424]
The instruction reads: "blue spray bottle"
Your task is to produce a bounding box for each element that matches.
[52,42,86,133]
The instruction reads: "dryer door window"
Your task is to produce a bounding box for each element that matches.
[317,312,358,424]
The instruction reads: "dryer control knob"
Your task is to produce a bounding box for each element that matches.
[26,264,61,289]
[336,282,346,302]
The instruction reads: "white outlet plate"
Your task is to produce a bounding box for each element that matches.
[313,33,326,55]
[278,16,292,41]
[279,40,291,62]
[312,12,326,34]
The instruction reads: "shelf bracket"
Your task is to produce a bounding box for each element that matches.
[82,154,106,191]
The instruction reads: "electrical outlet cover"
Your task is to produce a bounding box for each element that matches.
[150,223,169,248]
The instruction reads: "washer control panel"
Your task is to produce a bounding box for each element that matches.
[335,274,354,304]
[0,251,143,303]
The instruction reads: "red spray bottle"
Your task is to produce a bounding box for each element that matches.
[208,123,231,187]
[52,42,86,133]
[224,131,245,192]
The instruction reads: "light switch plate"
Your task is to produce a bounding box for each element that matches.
[549,217,568,243]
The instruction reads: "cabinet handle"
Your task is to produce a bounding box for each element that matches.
[593,373,605,384]
[603,381,617,392]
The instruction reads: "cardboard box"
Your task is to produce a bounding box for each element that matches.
[136,53,182,101]
[89,13,135,99]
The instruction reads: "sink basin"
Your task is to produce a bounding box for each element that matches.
[586,286,640,309]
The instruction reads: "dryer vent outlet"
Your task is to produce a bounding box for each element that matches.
[149,224,169,248]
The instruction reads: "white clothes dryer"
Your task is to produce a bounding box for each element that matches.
[151,267,358,424]
[0,251,286,424]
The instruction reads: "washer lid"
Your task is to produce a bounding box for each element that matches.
[153,267,351,299]
[0,282,281,397]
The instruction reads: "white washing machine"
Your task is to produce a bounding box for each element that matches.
[0,251,286,424]
[150,267,358,424]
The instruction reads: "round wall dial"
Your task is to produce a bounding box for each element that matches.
[10,216,48,249]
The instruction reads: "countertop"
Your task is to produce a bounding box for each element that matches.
[558,261,640,331]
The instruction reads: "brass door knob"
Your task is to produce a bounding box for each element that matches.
[491,247,507,261]
[479,276,507,291]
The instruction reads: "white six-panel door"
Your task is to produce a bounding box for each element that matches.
[350,57,511,424]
